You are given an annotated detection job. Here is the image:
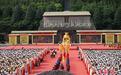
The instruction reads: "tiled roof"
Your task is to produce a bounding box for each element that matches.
[43,11,91,16]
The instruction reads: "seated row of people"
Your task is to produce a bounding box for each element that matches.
[0,48,45,75]
[83,50,121,75]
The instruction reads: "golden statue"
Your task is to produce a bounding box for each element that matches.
[62,32,70,44]
[53,32,71,71]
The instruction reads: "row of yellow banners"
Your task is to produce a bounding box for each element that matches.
[9,35,29,45]
[9,35,54,45]
[106,34,121,44]
[9,34,121,45]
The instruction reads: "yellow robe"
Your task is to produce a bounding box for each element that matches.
[59,32,71,62]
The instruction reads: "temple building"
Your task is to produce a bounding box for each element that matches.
[39,11,95,43]
[40,11,94,30]
[9,11,121,45]
[9,11,94,45]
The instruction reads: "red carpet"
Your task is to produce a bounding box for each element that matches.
[0,44,121,50]
[29,51,60,75]
[29,50,88,75]
[70,50,88,75]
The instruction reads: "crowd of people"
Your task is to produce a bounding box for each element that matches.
[0,48,45,75]
[83,50,121,75]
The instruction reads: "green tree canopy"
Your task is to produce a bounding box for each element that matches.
[25,4,36,21]
[2,6,12,18]
[93,7,103,29]
[103,6,114,29]
[35,8,43,20]
[0,8,2,18]
[46,2,56,11]
[55,3,63,11]
[0,18,11,33]
[11,5,23,23]
[0,0,121,34]
[114,6,121,29]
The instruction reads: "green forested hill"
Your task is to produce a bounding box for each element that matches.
[0,0,121,33]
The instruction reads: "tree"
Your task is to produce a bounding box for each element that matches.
[0,8,2,18]
[0,18,12,33]
[11,5,23,23]
[81,2,97,15]
[35,8,43,20]
[25,4,36,21]
[93,6,103,29]
[103,6,114,29]
[34,8,44,30]
[2,6,12,18]
[19,20,31,30]
[114,6,121,29]
[55,3,63,11]
[70,0,83,11]
[46,2,56,11]
[0,0,121,31]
